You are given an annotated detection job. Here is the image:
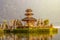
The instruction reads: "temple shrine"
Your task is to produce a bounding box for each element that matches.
[21,8,53,28]
[22,9,37,27]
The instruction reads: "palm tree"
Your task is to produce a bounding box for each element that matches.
[2,20,8,29]
[16,19,22,28]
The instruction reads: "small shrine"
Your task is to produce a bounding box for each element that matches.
[22,9,37,27]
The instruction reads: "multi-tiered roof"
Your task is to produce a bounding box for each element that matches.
[22,9,37,21]
[22,9,37,27]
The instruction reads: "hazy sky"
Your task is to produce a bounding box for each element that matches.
[0,0,60,26]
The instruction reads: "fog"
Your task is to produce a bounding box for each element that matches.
[0,0,60,26]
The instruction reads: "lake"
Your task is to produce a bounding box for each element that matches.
[0,28,59,40]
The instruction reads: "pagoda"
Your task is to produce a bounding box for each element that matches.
[22,9,37,27]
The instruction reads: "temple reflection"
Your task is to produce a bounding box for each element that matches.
[29,34,53,40]
[0,32,58,40]
[0,33,29,40]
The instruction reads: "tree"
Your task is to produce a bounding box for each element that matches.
[37,19,40,26]
[2,20,8,29]
[15,19,22,28]
[44,19,49,25]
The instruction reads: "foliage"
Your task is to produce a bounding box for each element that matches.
[3,28,58,35]
[44,19,49,25]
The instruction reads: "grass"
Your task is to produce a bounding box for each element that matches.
[3,28,58,35]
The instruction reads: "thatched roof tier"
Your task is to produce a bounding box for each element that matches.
[22,17,37,21]
[25,9,32,12]
[25,13,33,16]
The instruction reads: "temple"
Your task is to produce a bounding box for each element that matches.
[22,9,37,27]
[21,8,53,28]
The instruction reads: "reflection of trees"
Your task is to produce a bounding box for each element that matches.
[29,35,51,40]
[0,33,57,40]
[29,33,54,40]
[16,33,29,40]
[0,33,29,40]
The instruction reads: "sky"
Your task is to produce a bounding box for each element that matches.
[0,0,60,26]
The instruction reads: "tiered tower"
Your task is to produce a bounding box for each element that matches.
[22,9,37,27]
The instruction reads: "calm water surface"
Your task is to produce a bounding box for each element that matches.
[0,28,60,40]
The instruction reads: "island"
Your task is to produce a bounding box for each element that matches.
[0,9,58,35]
